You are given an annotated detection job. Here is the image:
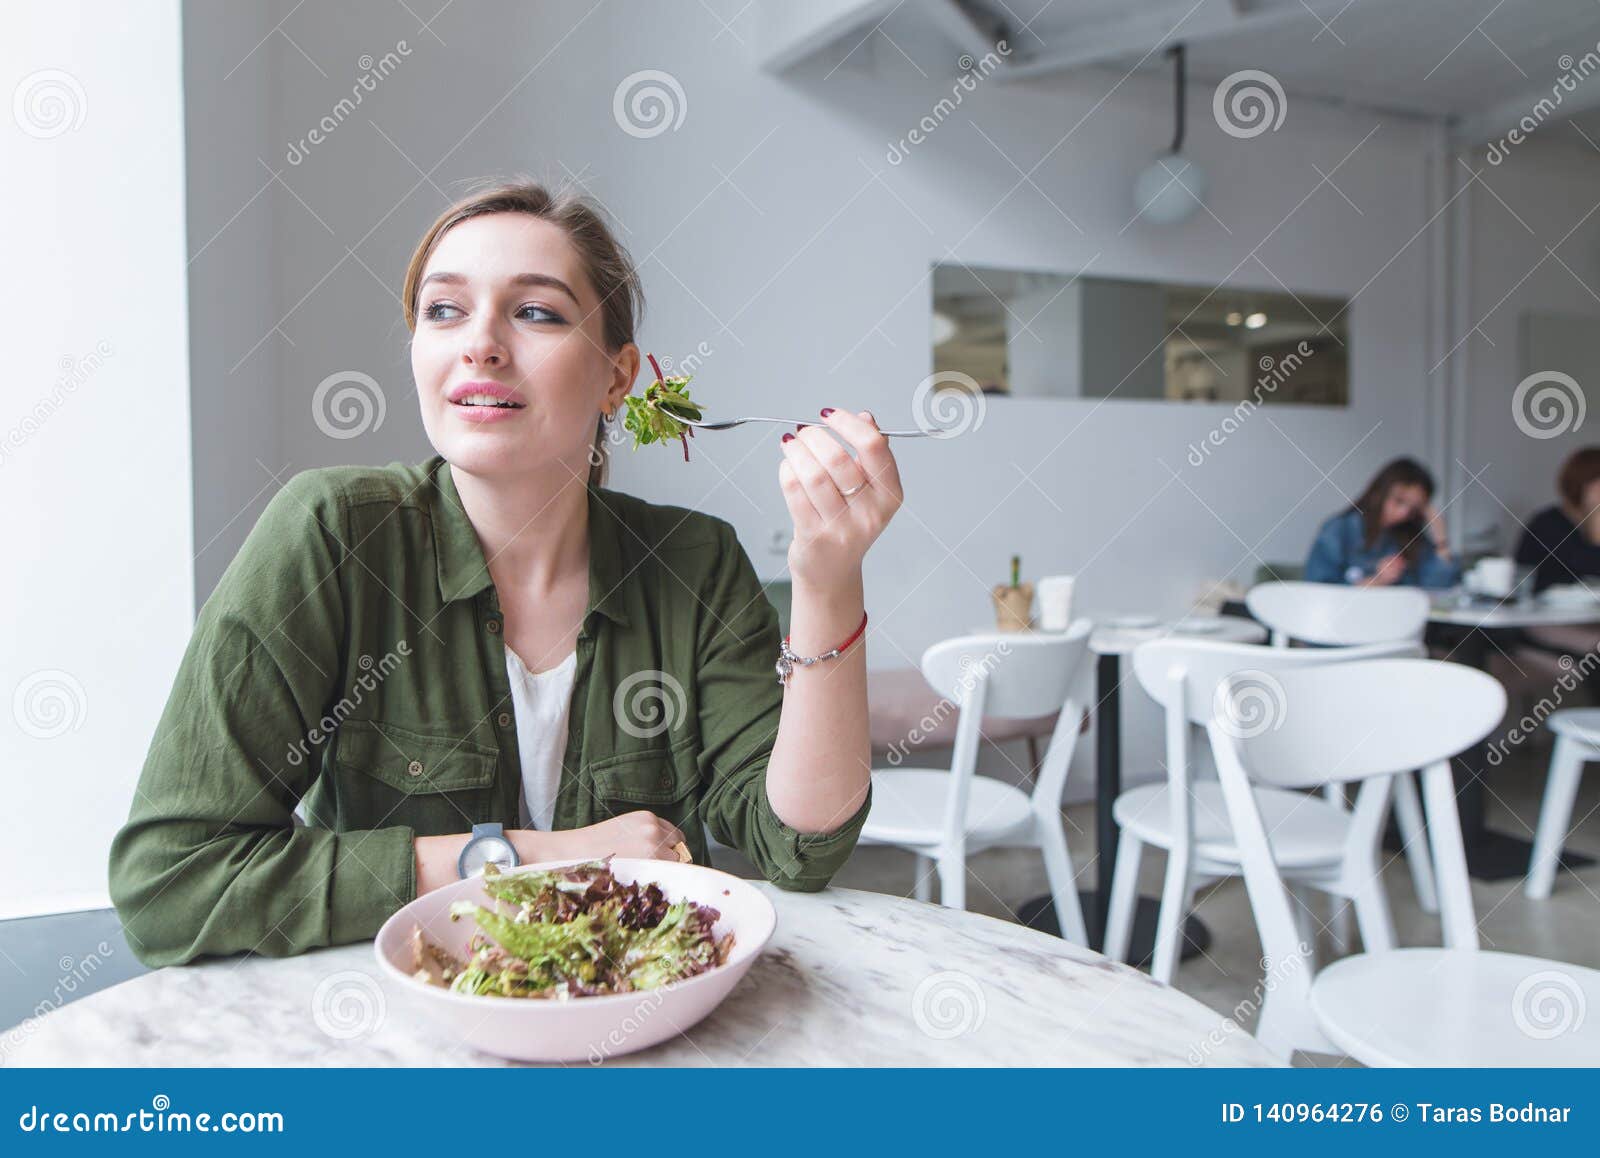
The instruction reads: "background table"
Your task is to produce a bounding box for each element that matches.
[1426,599,1600,879]
[2,886,1277,1067]
[1018,616,1267,963]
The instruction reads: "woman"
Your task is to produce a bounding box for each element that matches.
[1515,446,1600,593]
[1514,446,1600,661]
[1303,457,1459,588]
[109,182,902,967]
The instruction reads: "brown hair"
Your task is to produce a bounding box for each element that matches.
[1353,456,1435,563]
[401,179,644,487]
[1558,446,1600,511]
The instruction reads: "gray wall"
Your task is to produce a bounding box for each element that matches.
[191,0,1451,680]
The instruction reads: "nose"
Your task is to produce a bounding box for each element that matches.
[461,316,508,368]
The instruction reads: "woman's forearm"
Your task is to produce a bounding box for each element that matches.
[763,574,872,835]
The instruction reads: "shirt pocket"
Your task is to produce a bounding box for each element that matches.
[588,741,701,821]
[332,718,498,835]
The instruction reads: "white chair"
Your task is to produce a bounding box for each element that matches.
[1246,580,1439,918]
[1527,708,1600,899]
[860,622,1093,946]
[1246,581,1430,649]
[1105,637,1421,985]
[1208,657,1600,1064]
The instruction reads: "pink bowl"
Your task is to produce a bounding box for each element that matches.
[373,858,777,1063]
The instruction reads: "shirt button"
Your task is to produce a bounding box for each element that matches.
[486,619,501,634]
[406,760,424,778]
[658,771,672,789]
[497,712,512,727]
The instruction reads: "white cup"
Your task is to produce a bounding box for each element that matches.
[1037,574,1076,632]
[1471,556,1515,598]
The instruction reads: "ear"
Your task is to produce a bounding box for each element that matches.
[605,344,640,414]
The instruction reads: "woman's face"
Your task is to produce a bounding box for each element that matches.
[410,212,635,480]
[1580,477,1600,517]
[1380,482,1429,528]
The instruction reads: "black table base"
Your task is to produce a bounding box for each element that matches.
[1019,651,1210,963]
[1426,620,1597,882]
[1018,891,1210,966]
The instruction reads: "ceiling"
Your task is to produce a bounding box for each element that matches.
[789,0,1600,146]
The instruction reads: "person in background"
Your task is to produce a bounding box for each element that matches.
[1514,446,1600,661]
[1515,446,1600,593]
[1304,457,1460,588]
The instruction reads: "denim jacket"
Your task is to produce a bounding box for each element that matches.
[1303,507,1460,589]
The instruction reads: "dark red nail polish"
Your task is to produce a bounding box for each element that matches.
[820,407,835,417]
[781,432,795,443]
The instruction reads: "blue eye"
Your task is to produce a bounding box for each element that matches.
[518,304,563,323]
[421,301,459,321]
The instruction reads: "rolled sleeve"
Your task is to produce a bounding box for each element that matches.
[691,521,867,891]
[108,473,417,967]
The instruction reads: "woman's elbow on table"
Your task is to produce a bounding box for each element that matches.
[108,820,221,969]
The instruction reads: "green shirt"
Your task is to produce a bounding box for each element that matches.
[109,456,869,967]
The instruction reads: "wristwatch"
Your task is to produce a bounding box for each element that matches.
[457,822,519,879]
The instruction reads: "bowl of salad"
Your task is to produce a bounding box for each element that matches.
[374,856,777,1063]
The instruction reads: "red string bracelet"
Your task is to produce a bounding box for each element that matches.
[776,610,868,687]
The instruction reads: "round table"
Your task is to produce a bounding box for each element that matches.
[1425,597,1600,879]
[1,886,1277,1067]
[1019,616,1266,961]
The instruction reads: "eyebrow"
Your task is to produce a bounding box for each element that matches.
[418,271,580,304]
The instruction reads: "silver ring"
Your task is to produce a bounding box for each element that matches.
[839,481,867,498]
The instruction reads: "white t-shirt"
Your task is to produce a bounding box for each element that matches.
[503,647,578,831]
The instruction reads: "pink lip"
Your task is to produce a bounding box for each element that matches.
[452,404,523,424]
[446,379,526,406]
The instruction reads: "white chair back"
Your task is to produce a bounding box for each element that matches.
[1247,580,1428,647]
[1129,637,1423,860]
[1207,658,1506,1055]
[919,622,1093,838]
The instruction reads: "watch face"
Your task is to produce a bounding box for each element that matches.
[460,836,515,876]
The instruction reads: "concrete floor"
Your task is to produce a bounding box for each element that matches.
[738,735,1600,1066]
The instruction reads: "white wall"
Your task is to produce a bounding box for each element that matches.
[1460,135,1600,552]
[235,0,1443,682]
[2,1,193,917]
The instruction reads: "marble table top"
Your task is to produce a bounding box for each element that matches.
[2,886,1277,1067]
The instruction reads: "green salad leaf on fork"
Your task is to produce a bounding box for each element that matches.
[621,353,704,461]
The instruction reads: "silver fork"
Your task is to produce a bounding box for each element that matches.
[673,413,937,438]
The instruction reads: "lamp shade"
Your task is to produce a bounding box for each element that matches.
[1132,152,1209,225]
